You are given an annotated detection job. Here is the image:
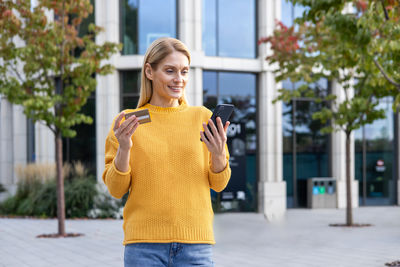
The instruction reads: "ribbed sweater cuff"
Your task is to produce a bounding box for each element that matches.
[209,161,230,179]
[111,159,131,177]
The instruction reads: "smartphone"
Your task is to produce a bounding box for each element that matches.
[202,104,234,142]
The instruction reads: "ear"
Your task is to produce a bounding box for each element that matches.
[145,63,153,80]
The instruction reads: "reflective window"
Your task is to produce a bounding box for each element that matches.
[74,0,95,57]
[27,119,35,162]
[282,78,331,208]
[354,97,395,205]
[63,0,96,175]
[120,71,141,110]
[203,71,257,211]
[78,0,95,37]
[203,71,218,107]
[281,1,329,208]
[202,0,256,58]
[63,94,97,175]
[281,0,307,27]
[120,0,177,55]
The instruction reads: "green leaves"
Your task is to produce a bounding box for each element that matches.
[260,0,400,135]
[0,0,121,137]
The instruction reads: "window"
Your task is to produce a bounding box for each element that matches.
[120,71,141,110]
[63,94,96,175]
[120,0,177,55]
[202,0,256,58]
[78,0,95,37]
[282,78,331,208]
[281,0,307,27]
[62,1,96,175]
[203,71,257,211]
[354,97,395,205]
[27,119,35,163]
[281,1,330,208]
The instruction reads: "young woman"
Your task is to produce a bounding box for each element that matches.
[102,37,231,267]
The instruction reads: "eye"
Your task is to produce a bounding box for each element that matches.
[182,69,189,75]
[166,69,174,73]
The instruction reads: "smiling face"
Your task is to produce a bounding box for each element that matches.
[145,51,190,107]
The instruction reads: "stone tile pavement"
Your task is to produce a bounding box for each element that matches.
[0,206,399,267]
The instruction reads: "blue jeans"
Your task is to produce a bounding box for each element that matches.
[124,242,214,267]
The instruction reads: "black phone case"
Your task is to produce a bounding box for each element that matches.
[202,104,234,141]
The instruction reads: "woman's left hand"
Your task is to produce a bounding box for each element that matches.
[201,117,230,172]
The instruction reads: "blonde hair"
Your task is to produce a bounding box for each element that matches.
[137,37,191,108]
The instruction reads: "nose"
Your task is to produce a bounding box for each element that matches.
[173,73,184,83]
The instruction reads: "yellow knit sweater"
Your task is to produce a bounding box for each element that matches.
[102,102,231,245]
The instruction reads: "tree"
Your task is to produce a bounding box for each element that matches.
[259,0,399,226]
[0,0,121,236]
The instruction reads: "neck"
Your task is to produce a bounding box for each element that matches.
[149,97,180,108]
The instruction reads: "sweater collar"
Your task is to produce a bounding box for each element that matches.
[143,101,187,113]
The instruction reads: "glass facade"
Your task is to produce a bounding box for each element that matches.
[27,119,35,163]
[120,71,141,110]
[354,97,396,205]
[202,0,256,58]
[281,0,306,27]
[282,79,331,208]
[281,1,330,208]
[203,71,257,211]
[281,1,398,208]
[63,0,96,176]
[63,95,97,175]
[120,0,177,55]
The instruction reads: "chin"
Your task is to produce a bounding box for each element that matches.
[169,93,183,99]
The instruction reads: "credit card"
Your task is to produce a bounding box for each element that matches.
[124,109,151,124]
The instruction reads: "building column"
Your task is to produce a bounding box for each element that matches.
[331,80,358,208]
[179,0,204,106]
[258,71,286,220]
[0,98,15,199]
[34,121,55,164]
[257,0,286,220]
[95,0,121,184]
[0,98,30,199]
[395,112,400,205]
[12,105,27,168]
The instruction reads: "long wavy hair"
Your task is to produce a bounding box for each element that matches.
[136,37,191,108]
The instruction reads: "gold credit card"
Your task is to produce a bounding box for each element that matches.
[124,109,151,124]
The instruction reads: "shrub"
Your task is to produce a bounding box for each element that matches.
[89,191,128,219]
[65,177,97,218]
[0,183,6,193]
[0,162,122,218]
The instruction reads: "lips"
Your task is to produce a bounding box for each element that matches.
[168,86,182,92]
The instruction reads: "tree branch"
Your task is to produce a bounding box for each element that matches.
[37,56,54,88]
[43,119,56,134]
[380,0,390,21]
[342,73,350,109]
[373,58,400,89]
[356,93,374,127]
[10,64,25,84]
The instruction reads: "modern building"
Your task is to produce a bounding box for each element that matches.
[1,0,399,218]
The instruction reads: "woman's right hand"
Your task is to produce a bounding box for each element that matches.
[113,112,140,151]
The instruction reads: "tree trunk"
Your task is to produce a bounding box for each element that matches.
[56,131,66,236]
[345,132,353,226]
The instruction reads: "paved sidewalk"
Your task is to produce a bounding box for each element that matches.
[0,206,399,267]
